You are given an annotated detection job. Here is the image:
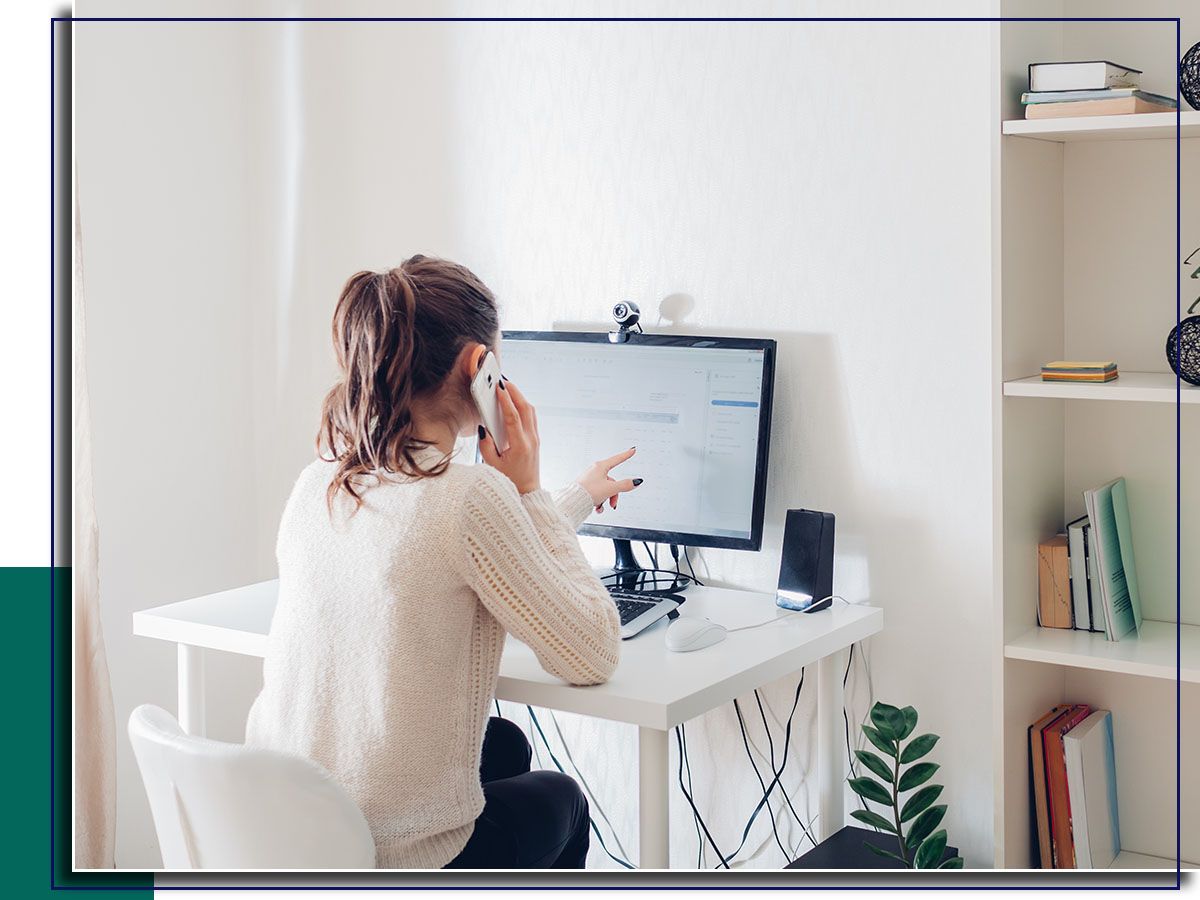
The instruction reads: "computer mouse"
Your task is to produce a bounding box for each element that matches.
[665,617,728,652]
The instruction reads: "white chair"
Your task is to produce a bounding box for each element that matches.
[128,704,375,869]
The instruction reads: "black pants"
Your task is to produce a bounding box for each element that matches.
[445,717,591,869]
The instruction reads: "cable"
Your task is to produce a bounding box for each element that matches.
[546,710,633,864]
[719,673,815,865]
[674,723,731,868]
[525,706,635,869]
[723,596,842,635]
[600,567,694,594]
[682,546,704,585]
[526,705,544,770]
[754,687,816,850]
[679,719,705,868]
[743,689,817,859]
[732,698,790,859]
[642,541,659,570]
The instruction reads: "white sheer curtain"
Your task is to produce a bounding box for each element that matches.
[73,175,117,868]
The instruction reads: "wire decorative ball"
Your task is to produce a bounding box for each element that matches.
[1166,303,1200,387]
[1182,41,1200,111]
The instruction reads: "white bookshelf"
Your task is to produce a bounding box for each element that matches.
[1001,110,1200,142]
[1003,372,1200,404]
[993,5,1198,877]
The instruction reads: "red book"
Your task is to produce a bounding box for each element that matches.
[1043,704,1091,868]
[1030,705,1070,868]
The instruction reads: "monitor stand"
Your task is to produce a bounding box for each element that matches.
[610,539,643,591]
[604,539,689,595]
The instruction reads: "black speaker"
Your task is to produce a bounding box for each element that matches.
[776,509,835,613]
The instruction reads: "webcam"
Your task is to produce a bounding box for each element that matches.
[609,301,642,343]
[612,301,641,328]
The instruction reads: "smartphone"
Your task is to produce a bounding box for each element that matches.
[469,351,509,453]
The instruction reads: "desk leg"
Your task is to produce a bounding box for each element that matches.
[177,644,206,737]
[816,649,846,841]
[638,726,670,869]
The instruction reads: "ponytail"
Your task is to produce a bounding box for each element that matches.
[317,255,500,512]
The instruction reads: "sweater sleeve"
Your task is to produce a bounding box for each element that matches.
[551,482,597,531]
[457,467,621,686]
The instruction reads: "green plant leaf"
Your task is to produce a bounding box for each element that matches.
[898,706,918,740]
[900,732,939,764]
[898,761,940,792]
[850,809,897,834]
[906,804,947,849]
[848,776,894,806]
[914,829,948,869]
[855,749,893,783]
[863,841,909,866]
[900,784,944,822]
[862,724,898,758]
[870,702,907,741]
[939,856,965,869]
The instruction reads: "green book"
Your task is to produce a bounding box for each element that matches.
[1082,477,1143,642]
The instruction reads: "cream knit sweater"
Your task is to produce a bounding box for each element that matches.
[244,450,622,869]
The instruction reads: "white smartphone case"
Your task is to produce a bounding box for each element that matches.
[470,351,509,453]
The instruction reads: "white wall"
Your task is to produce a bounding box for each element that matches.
[77,0,997,869]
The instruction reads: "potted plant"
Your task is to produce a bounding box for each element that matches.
[847,701,964,868]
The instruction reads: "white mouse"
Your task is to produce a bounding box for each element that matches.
[665,616,728,652]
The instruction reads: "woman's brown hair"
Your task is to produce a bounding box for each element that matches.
[317,254,499,510]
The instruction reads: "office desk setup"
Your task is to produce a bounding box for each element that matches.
[133,580,881,869]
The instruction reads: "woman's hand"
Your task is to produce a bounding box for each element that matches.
[576,447,643,513]
[478,379,541,494]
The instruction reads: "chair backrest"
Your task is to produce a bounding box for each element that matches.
[128,704,375,869]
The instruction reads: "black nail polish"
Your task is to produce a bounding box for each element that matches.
[633,478,644,486]
[498,380,507,391]
[477,425,486,440]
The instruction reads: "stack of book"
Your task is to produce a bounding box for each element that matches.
[1023,61,1176,119]
[1030,705,1120,869]
[1041,361,1118,384]
[1036,477,1144,642]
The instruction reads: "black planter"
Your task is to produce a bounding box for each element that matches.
[786,825,960,869]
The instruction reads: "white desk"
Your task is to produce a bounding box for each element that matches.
[133,581,881,869]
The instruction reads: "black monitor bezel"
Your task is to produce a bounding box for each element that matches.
[500,330,776,552]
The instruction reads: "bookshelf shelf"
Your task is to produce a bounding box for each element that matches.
[1002,110,1200,142]
[1002,372,1200,405]
[1004,619,1200,684]
[1109,850,1197,870]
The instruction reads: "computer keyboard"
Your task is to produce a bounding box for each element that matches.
[608,589,678,625]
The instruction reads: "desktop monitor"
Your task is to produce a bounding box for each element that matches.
[498,331,776,568]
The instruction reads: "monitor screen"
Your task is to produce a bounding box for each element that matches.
[499,331,775,550]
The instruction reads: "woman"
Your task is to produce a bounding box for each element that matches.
[245,256,639,869]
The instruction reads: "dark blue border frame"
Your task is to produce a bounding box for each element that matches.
[49,14,1190,897]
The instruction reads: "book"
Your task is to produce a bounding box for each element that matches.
[1063,710,1120,869]
[1085,524,1110,637]
[1026,94,1176,119]
[1082,523,1105,636]
[1030,705,1071,868]
[1083,477,1143,642]
[1028,61,1141,92]
[1066,517,1090,631]
[1044,704,1091,868]
[1041,361,1118,384]
[1037,535,1073,628]
[1023,89,1175,107]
